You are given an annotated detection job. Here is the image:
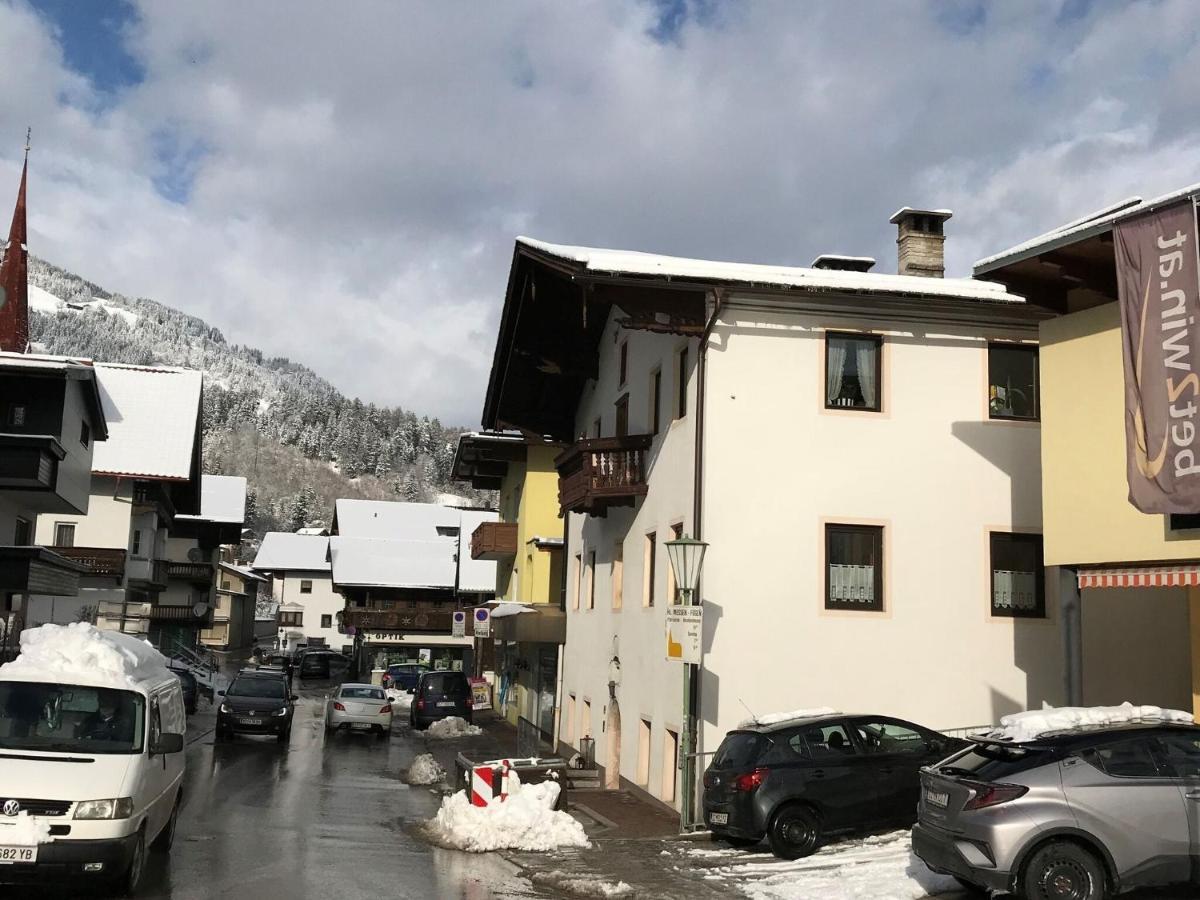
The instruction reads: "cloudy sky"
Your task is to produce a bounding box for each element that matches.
[4,0,1199,425]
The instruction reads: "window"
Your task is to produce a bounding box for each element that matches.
[825,524,883,611]
[990,532,1044,618]
[612,542,624,610]
[279,611,303,627]
[675,347,688,419]
[300,579,313,595]
[988,344,1039,420]
[825,333,882,411]
[7,404,26,427]
[79,419,91,448]
[615,394,629,437]
[1088,738,1162,778]
[851,719,929,756]
[800,723,857,760]
[667,522,683,604]
[13,517,31,545]
[1154,734,1200,778]
[649,368,662,435]
[54,522,76,548]
[321,614,332,629]
[619,340,629,386]
[586,550,596,610]
[435,525,460,537]
[573,553,582,611]
[643,532,656,607]
[131,530,142,557]
[221,579,231,591]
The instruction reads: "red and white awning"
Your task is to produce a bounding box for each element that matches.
[1078,565,1200,589]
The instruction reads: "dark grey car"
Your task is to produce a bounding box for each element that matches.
[409,671,472,730]
[913,721,1200,899]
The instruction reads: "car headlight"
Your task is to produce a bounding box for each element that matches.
[273,708,288,717]
[74,798,134,820]
[219,703,231,714]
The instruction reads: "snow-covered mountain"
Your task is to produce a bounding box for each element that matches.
[28,258,490,533]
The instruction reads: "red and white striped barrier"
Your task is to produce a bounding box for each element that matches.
[470,763,511,807]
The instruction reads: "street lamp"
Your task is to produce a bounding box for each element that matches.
[665,533,707,832]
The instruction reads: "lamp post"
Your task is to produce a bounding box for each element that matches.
[665,534,707,831]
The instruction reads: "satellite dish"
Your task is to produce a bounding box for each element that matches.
[192,600,209,617]
[187,548,204,563]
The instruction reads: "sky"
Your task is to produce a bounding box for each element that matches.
[4,0,1200,426]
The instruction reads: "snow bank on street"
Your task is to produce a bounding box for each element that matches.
[0,813,52,846]
[532,871,634,897]
[386,689,412,711]
[679,831,957,900]
[738,707,840,728]
[990,702,1194,743]
[427,771,588,852]
[426,716,483,739]
[406,753,446,785]
[0,623,168,690]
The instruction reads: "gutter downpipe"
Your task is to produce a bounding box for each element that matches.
[683,288,722,832]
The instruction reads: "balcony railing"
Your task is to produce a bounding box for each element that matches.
[149,605,214,626]
[342,608,456,634]
[51,546,127,579]
[555,435,653,517]
[127,558,169,588]
[470,522,518,560]
[167,561,214,583]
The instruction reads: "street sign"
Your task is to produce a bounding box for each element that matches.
[452,610,466,638]
[473,606,491,638]
[665,606,703,664]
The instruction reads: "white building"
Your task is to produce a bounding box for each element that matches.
[251,532,345,654]
[480,216,1061,813]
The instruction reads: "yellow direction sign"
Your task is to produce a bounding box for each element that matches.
[665,606,703,664]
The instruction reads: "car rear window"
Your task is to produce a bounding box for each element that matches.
[712,732,765,769]
[341,687,385,700]
[421,673,469,699]
[938,743,1047,780]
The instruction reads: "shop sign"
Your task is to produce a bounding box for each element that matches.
[468,676,492,710]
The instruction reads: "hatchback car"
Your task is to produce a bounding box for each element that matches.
[381,663,430,693]
[325,683,392,735]
[913,721,1200,900]
[410,671,472,730]
[216,670,297,743]
[703,712,964,859]
[298,651,350,681]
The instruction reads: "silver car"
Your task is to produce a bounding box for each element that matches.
[913,722,1200,899]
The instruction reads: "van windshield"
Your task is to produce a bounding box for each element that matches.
[0,682,145,755]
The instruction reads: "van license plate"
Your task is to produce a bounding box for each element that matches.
[925,790,949,809]
[0,845,36,864]
[437,701,456,708]
[709,813,728,825]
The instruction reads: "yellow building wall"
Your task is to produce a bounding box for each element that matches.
[501,444,563,605]
[1041,302,1200,566]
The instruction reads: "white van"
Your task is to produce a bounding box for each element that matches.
[0,624,186,893]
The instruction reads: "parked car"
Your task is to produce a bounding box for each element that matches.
[325,683,392,735]
[703,712,965,859]
[169,667,198,715]
[298,650,351,681]
[381,663,430,693]
[410,670,472,730]
[914,720,1200,900]
[216,669,297,743]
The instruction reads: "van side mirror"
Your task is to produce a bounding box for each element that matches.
[152,732,184,755]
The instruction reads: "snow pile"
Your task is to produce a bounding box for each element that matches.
[989,703,1195,743]
[738,707,840,728]
[406,753,446,785]
[386,690,413,711]
[426,716,483,739]
[0,623,168,689]
[532,871,634,897]
[427,771,588,852]
[0,813,52,846]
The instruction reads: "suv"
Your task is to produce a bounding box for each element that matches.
[216,669,297,743]
[410,671,472,730]
[703,712,963,859]
[382,663,430,693]
[913,721,1200,899]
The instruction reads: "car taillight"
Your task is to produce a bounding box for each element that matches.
[380,705,392,714]
[963,781,1028,810]
[733,768,769,792]
[417,699,425,711]
[333,702,345,711]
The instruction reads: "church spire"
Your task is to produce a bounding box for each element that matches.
[0,130,30,353]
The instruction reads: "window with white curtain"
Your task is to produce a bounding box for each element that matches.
[825,333,882,411]
[990,532,1045,617]
[825,524,884,611]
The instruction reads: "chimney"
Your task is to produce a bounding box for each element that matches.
[889,207,952,278]
[810,254,876,273]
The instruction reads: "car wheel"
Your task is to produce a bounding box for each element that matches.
[117,826,146,896]
[1020,840,1106,900]
[767,804,821,860]
[152,793,181,853]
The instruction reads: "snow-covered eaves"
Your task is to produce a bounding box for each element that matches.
[176,475,246,525]
[252,533,331,573]
[529,536,564,549]
[458,509,500,593]
[334,499,463,541]
[519,236,1025,305]
[219,561,266,583]
[975,183,1200,275]
[329,536,457,589]
[91,363,202,480]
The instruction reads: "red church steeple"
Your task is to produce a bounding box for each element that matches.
[0,130,29,353]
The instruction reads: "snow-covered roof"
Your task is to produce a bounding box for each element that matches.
[518,236,1025,304]
[219,561,266,583]
[252,533,330,572]
[329,536,457,589]
[490,601,536,619]
[458,509,500,592]
[177,475,246,525]
[975,182,1200,274]
[334,499,463,540]
[91,363,202,480]
[0,350,95,373]
[296,526,329,536]
[0,622,175,692]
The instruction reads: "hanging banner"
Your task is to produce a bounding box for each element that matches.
[1117,199,1200,513]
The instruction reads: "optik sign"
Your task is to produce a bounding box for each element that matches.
[1117,198,1200,513]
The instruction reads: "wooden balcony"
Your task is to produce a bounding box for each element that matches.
[51,546,127,580]
[167,560,214,583]
[0,434,64,491]
[149,604,214,626]
[342,608,456,635]
[555,435,653,517]
[470,522,518,560]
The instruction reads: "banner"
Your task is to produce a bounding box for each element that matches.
[1116,199,1200,513]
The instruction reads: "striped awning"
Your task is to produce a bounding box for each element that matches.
[1078,565,1200,589]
